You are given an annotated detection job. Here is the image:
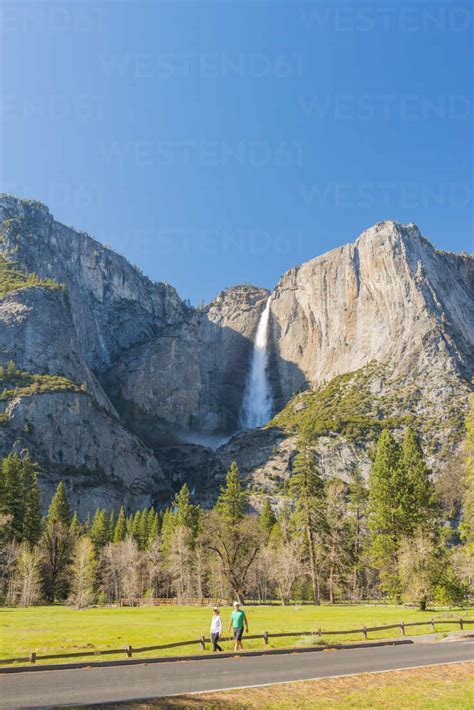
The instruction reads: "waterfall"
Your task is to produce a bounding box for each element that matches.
[240,296,273,429]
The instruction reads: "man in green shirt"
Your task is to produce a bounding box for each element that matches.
[228,601,249,651]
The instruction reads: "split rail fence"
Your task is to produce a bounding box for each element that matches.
[1,617,472,666]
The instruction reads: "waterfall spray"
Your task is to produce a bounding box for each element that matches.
[240,296,273,428]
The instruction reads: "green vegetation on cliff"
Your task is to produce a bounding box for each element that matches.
[0,361,82,404]
[271,365,411,445]
[0,255,61,298]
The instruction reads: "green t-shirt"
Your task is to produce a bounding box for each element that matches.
[231,609,246,628]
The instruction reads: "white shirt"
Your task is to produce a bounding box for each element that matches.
[210,615,222,634]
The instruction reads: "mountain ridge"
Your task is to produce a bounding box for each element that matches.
[0,194,472,513]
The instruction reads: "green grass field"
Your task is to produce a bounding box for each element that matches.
[1,604,472,666]
[76,662,474,709]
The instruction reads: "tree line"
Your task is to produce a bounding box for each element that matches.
[0,421,473,610]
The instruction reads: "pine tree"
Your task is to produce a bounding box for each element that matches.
[147,510,160,547]
[289,442,326,604]
[90,508,109,550]
[402,428,437,533]
[130,510,141,543]
[21,455,42,545]
[260,498,277,534]
[347,466,368,600]
[47,481,71,526]
[69,511,81,538]
[173,484,199,534]
[138,508,149,550]
[368,430,409,598]
[108,511,115,543]
[216,461,246,526]
[1,453,24,541]
[113,507,127,543]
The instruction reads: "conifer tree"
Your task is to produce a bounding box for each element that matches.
[260,498,277,534]
[347,466,368,599]
[47,481,71,526]
[21,455,42,545]
[90,508,109,550]
[289,442,326,604]
[108,511,115,543]
[173,484,199,534]
[216,461,246,526]
[402,427,437,533]
[113,506,127,543]
[69,511,81,538]
[130,510,141,543]
[138,508,149,550]
[1,453,24,541]
[147,510,160,547]
[368,430,410,597]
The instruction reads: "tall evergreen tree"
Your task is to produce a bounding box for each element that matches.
[216,461,246,526]
[147,509,160,547]
[69,511,81,538]
[369,430,410,597]
[288,442,326,604]
[21,455,42,545]
[402,428,437,533]
[260,499,277,534]
[108,511,116,543]
[138,508,149,550]
[347,466,368,600]
[1,453,24,541]
[47,481,71,526]
[90,508,109,550]
[130,510,141,543]
[113,507,127,543]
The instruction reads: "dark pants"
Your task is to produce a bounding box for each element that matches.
[211,633,222,652]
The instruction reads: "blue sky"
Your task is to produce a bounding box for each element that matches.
[1,1,472,304]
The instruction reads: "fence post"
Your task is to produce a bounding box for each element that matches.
[362,626,368,640]
[126,645,132,658]
[400,621,405,636]
[29,652,36,664]
[199,635,206,651]
[263,631,269,645]
[430,618,435,633]
[459,618,464,630]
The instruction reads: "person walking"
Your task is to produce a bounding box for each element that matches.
[210,607,223,652]
[228,601,248,651]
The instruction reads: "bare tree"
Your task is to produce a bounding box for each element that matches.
[9,543,42,606]
[69,536,97,609]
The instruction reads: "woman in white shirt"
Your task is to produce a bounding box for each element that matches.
[210,607,223,652]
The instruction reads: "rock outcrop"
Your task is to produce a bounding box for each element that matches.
[0,196,472,513]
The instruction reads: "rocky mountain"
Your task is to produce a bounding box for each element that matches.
[0,195,472,513]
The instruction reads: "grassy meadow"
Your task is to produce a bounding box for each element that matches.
[1,603,472,666]
[72,662,474,710]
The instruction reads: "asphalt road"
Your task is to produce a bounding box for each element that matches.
[1,640,473,710]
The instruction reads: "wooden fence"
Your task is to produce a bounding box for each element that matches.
[1,617,472,666]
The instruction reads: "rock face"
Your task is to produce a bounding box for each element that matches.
[0,195,472,513]
[105,285,269,443]
[270,221,473,406]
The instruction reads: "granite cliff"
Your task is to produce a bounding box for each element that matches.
[0,195,472,513]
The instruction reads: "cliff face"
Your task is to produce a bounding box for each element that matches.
[270,221,473,406]
[0,196,472,513]
[105,285,269,442]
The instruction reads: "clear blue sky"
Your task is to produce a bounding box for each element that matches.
[1,1,472,304]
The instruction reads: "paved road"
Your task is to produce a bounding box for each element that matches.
[1,640,473,709]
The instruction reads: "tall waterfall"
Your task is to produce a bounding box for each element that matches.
[240,296,273,429]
